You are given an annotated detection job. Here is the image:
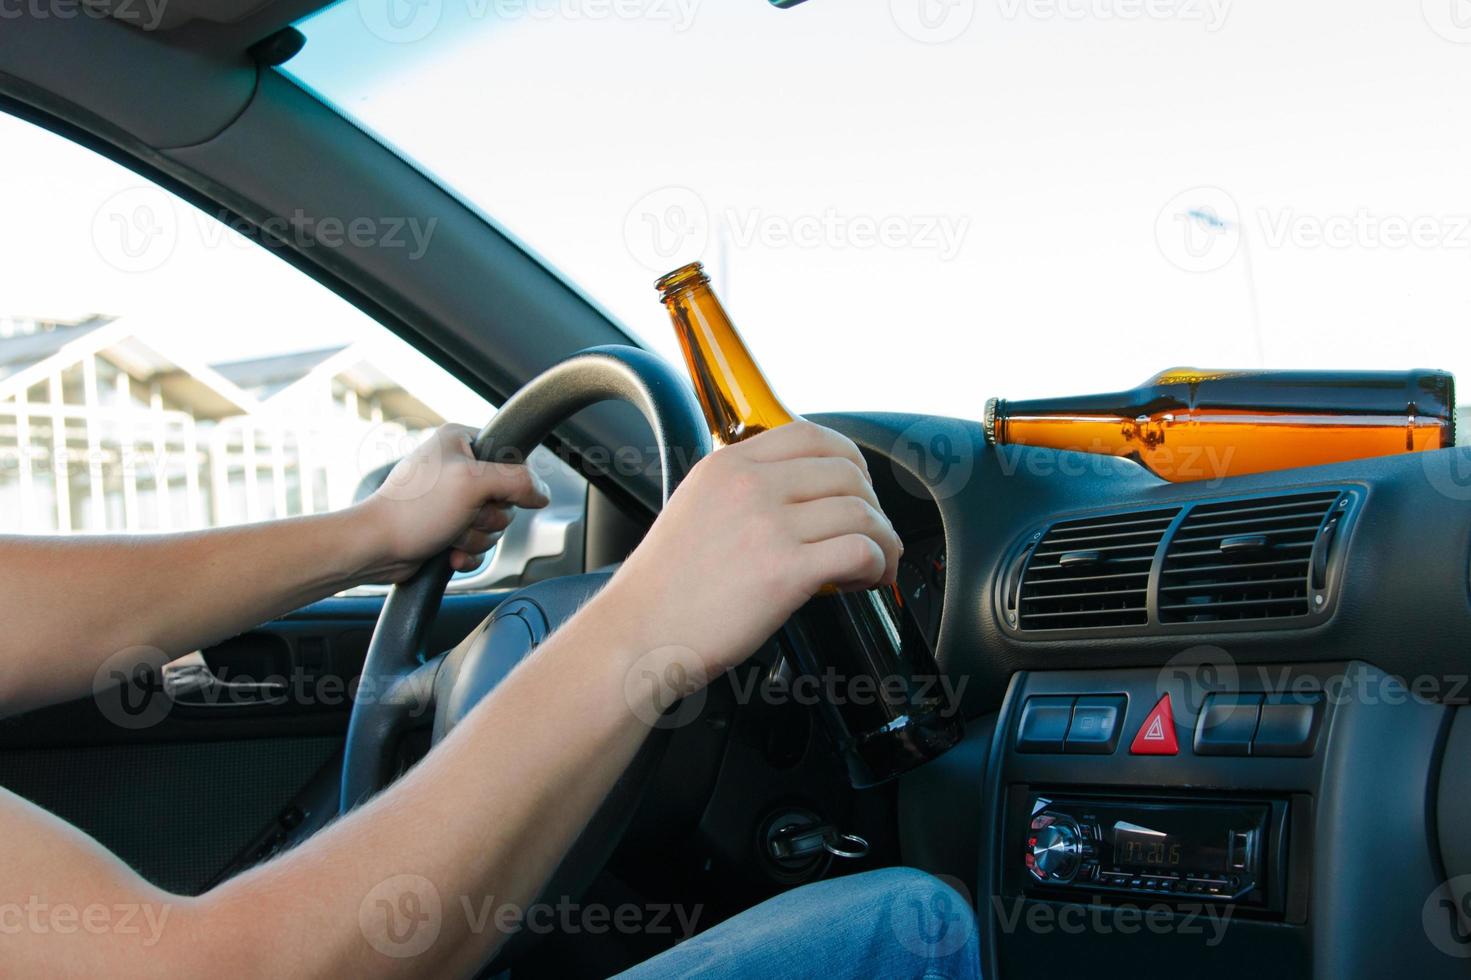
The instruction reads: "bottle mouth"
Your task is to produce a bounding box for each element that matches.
[655,262,710,298]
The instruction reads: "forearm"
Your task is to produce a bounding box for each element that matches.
[0,506,386,713]
[205,586,658,977]
[0,580,659,978]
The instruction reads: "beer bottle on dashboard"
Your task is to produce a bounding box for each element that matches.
[985,368,1457,482]
[656,261,964,788]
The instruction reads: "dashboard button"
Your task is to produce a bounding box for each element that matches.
[1017,696,1075,753]
[1065,695,1127,754]
[1252,693,1324,756]
[1194,693,1263,756]
[1129,694,1179,755]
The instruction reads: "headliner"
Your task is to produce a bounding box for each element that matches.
[100,0,335,54]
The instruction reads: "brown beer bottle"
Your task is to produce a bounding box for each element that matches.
[656,261,963,787]
[986,368,1457,483]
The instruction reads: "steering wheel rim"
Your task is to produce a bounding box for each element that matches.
[340,344,711,812]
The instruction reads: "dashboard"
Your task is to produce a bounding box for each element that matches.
[819,410,1471,701]
[811,410,1471,980]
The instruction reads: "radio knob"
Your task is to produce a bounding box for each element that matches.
[1028,815,1084,882]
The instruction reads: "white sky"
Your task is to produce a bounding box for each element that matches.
[0,113,489,420]
[0,117,371,357]
[5,0,1471,422]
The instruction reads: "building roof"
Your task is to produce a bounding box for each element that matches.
[0,317,114,383]
[210,346,348,397]
[0,316,260,419]
[1,317,466,427]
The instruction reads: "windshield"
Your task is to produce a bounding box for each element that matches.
[285,2,1471,422]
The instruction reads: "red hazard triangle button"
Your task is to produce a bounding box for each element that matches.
[1130,694,1179,755]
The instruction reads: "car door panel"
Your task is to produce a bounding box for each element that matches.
[0,589,509,894]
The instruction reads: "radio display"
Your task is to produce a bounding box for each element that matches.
[1115,827,1185,868]
[1109,815,1232,872]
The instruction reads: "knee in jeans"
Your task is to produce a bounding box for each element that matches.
[865,866,973,912]
[876,868,980,966]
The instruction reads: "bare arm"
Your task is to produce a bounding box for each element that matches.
[0,425,550,715]
[0,421,901,978]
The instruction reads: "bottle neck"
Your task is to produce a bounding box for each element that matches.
[660,273,795,445]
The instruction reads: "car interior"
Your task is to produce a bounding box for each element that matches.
[4,2,1471,978]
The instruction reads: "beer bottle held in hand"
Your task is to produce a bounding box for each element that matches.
[656,261,963,787]
[986,368,1457,483]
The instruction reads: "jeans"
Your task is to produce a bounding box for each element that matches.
[615,868,982,980]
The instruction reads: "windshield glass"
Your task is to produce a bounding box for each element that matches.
[286,2,1471,422]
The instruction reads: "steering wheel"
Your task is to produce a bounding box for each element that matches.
[339,344,711,961]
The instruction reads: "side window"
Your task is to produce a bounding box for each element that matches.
[0,111,589,591]
[0,111,495,538]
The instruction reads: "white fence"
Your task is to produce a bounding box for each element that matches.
[0,359,429,534]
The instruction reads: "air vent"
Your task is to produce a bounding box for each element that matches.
[1158,490,1342,623]
[1016,508,1180,630]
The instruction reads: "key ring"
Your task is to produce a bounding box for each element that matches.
[823,833,870,860]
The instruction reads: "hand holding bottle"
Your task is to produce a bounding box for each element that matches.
[650,260,963,785]
[599,420,902,680]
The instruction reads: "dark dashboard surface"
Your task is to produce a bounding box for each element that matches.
[813,411,1471,715]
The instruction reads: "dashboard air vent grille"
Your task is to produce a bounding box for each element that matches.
[1158,490,1341,623]
[1018,508,1180,630]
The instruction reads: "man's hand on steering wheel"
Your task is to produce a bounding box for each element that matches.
[358,423,553,582]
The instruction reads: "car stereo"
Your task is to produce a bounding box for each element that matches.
[1020,793,1287,907]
